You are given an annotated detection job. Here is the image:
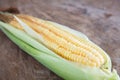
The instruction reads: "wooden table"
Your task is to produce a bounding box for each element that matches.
[0,0,120,80]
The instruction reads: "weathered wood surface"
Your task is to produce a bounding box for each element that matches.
[0,0,120,80]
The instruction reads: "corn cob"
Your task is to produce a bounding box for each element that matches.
[0,12,119,80]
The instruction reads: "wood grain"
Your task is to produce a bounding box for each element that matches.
[0,0,120,80]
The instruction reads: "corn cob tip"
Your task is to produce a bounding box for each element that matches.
[0,12,14,23]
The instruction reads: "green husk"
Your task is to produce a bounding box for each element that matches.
[1,25,119,80]
[0,14,119,80]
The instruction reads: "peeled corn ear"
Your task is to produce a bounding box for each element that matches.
[0,12,119,80]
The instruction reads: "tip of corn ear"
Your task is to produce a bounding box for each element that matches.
[0,12,14,23]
